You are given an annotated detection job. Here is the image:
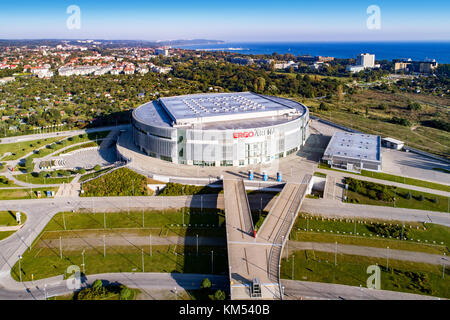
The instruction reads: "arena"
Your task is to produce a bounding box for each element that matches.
[131,92,310,167]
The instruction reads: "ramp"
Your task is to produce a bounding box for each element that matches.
[223,175,312,300]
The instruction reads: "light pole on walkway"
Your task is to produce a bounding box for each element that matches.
[196,234,199,257]
[18,255,22,282]
[386,246,390,271]
[142,248,144,272]
[81,250,85,274]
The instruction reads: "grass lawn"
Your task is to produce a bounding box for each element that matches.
[292,213,449,248]
[0,211,26,226]
[280,250,450,298]
[0,137,63,161]
[346,189,448,212]
[79,167,114,183]
[14,173,75,185]
[42,208,226,232]
[0,231,16,241]
[313,172,327,178]
[11,245,228,281]
[318,163,450,193]
[0,175,20,187]
[344,177,449,212]
[53,140,103,156]
[0,211,27,241]
[359,170,450,193]
[0,187,59,200]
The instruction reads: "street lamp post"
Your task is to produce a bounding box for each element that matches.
[335,242,337,266]
[211,250,214,274]
[18,255,22,282]
[142,249,144,272]
[386,246,390,271]
[81,250,85,274]
[196,234,199,257]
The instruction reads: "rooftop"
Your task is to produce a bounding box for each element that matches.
[159,92,304,126]
[323,132,381,162]
[133,92,308,129]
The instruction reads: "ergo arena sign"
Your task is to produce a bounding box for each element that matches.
[233,128,274,139]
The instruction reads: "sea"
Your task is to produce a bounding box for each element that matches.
[174,41,450,64]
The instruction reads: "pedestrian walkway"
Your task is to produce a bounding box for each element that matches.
[224,175,312,300]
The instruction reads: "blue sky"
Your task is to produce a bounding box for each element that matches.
[0,0,449,41]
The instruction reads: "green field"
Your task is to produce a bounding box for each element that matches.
[291,213,449,254]
[11,207,228,281]
[14,172,75,185]
[11,245,228,282]
[53,140,103,156]
[158,182,222,196]
[43,208,226,232]
[0,137,63,161]
[0,211,27,241]
[344,177,449,212]
[280,250,449,298]
[318,163,450,193]
[0,175,20,187]
[81,167,152,197]
[0,187,59,200]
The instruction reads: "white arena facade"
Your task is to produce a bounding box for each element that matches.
[131,92,310,167]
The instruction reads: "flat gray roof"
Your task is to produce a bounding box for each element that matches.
[133,92,308,129]
[159,92,305,125]
[323,132,381,162]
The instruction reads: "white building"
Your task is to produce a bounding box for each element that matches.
[357,53,375,68]
[381,137,404,150]
[346,53,379,73]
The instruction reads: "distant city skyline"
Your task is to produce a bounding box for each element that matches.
[0,0,449,41]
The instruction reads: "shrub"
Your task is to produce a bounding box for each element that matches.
[92,279,103,290]
[201,278,211,290]
[419,194,424,201]
[405,191,412,200]
[93,164,101,171]
[119,287,132,300]
[213,290,226,300]
[408,101,422,111]
[390,117,411,127]
[82,167,149,197]
[78,168,86,175]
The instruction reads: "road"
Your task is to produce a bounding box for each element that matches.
[0,272,228,300]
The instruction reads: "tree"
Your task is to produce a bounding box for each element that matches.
[200,278,211,290]
[213,290,226,300]
[92,279,103,290]
[93,164,101,171]
[119,287,132,300]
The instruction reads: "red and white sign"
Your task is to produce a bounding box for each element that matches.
[233,131,254,139]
